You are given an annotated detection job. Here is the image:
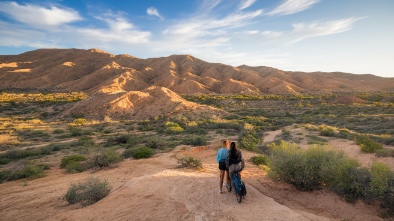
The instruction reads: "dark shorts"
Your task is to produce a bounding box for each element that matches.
[219,161,228,171]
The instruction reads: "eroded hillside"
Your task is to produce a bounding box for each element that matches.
[1,48,393,119]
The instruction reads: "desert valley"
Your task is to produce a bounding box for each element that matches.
[0,48,394,221]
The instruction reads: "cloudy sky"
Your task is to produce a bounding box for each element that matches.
[0,0,393,77]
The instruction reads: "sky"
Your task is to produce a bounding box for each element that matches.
[0,0,393,78]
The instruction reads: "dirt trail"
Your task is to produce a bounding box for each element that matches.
[0,144,384,221]
[263,130,282,145]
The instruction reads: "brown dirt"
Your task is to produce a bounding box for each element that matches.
[0,137,388,221]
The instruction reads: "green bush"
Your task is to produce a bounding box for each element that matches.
[239,131,261,152]
[164,121,184,134]
[72,118,87,125]
[0,170,13,183]
[64,177,111,206]
[268,141,394,215]
[269,141,329,190]
[0,162,49,183]
[87,148,123,169]
[318,125,336,137]
[132,146,154,159]
[182,136,207,146]
[0,146,58,163]
[376,149,394,158]
[68,126,92,137]
[78,136,95,147]
[251,155,269,166]
[177,156,202,169]
[356,135,383,153]
[61,155,87,173]
[0,158,11,165]
[370,162,394,197]
[107,135,129,145]
[53,129,65,134]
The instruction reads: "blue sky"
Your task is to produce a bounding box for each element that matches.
[0,0,393,77]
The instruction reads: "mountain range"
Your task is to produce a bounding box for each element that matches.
[0,48,393,119]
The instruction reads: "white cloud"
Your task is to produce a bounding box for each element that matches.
[147,7,163,20]
[261,31,284,38]
[72,13,151,45]
[267,0,319,16]
[288,18,363,43]
[239,0,256,10]
[197,0,222,15]
[0,1,82,28]
[167,9,263,37]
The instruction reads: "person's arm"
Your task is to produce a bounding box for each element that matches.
[239,150,245,171]
[216,149,221,163]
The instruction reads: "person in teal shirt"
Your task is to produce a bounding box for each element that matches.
[216,140,230,193]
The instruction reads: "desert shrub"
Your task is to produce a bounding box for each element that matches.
[182,136,207,146]
[68,126,92,137]
[145,137,162,149]
[137,120,155,131]
[87,148,123,169]
[122,146,141,158]
[52,129,64,134]
[320,153,368,201]
[177,156,202,169]
[251,155,269,166]
[17,129,50,141]
[68,126,83,136]
[106,134,129,145]
[268,142,331,190]
[64,177,111,206]
[0,158,11,165]
[131,146,154,159]
[369,162,394,197]
[0,170,13,183]
[338,128,353,139]
[72,118,87,126]
[184,126,208,134]
[78,136,95,147]
[14,163,49,179]
[239,131,261,152]
[1,147,48,161]
[318,125,336,137]
[61,155,87,173]
[306,135,329,145]
[268,140,374,196]
[281,128,291,140]
[164,121,184,134]
[0,162,49,183]
[376,149,394,158]
[356,135,383,153]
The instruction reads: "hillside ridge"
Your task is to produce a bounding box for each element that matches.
[1,48,393,119]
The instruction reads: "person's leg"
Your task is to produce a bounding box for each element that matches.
[225,170,230,186]
[219,170,225,192]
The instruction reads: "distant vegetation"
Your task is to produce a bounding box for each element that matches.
[0,92,88,103]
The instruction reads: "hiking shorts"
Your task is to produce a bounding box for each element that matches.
[219,160,228,171]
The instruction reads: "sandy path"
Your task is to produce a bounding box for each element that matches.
[0,145,384,221]
[263,130,282,145]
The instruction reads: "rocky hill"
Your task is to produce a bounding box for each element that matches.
[0,48,393,119]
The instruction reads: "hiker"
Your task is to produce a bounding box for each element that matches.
[216,140,230,193]
[226,142,244,178]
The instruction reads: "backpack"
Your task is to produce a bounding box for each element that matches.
[231,172,247,196]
